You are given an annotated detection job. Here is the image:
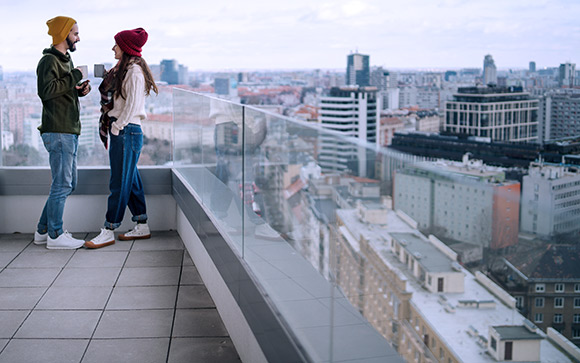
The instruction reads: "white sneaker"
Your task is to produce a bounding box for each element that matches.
[85,228,115,249]
[46,231,85,250]
[33,231,48,245]
[119,223,151,241]
[254,224,280,240]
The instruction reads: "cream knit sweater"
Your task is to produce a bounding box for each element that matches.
[108,64,147,136]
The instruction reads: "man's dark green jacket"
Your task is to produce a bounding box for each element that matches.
[36,46,84,135]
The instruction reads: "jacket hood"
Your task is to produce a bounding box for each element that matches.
[42,46,71,62]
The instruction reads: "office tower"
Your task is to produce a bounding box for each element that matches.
[346,52,370,86]
[160,59,179,84]
[214,77,230,95]
[483,54,497,86]
[394,156,520,250]
[318,86,379,176]
[538,90,580,143]
[444,86,539,143]
[521,160,580,238]
[529,61,536,73]
[559,62,576,87]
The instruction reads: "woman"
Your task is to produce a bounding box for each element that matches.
[85,27,158,248]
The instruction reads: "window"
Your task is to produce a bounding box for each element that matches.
[555,297,564,308]
[575,298,580,308]
[490,337,497,351]
[515,296,523,309]
[555,283,565,293]
[535,284,545,292]
[575,284,580,293]
[574,314,580,324]
[535,313,543,323]
[554,314,563,323]
[535,297,544,308]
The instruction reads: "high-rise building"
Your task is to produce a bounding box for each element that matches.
[346,52,370,86]
[444,86,539,143]
[160,59,179,85]
[318,86,379,176]
[529,61,536,73]
[538,90,580,143]
[214,77,230,95]
[483,54,497,86]
[559,62,576,87]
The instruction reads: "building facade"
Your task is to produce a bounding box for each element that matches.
[538,90,580,143]
[483,54,498,86]
[444,86,539,143]
[346,52,370,87]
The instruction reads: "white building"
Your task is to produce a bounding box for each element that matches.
[521,160,580,238]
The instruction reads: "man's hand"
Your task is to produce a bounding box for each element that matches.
[76,80,91,96]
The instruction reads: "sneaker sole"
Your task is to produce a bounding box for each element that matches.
[84,240,115,249]
[33,240,47,245]
[118,234,151,241]
[46,243,84,250]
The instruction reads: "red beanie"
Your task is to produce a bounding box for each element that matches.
[114,28,148,57]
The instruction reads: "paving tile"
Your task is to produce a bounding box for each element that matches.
[180,265,203,285]
[82,338,170,363]
[124,250,183,267]
[168,337,240,363]
[0,310,30,338]
[93,309,173,338]
[53,267,121,287]
[0,339,7,351]
[0,268,61,287]
[0,251,21,269]
[116,266,180,286]
[131,231,184,251]
[172,309,228,337]
[67,251,128,268]
[106,286,177,310]
[7,251,74,269]
[0,235,31,252]
[14,310,101,338]
[176,285,215,308]
[183,251,194,266]
[0,339,89,363]
[0,287,47,310]
[36,286,112,310]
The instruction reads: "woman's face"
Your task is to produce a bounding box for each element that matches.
[112,43,123,60]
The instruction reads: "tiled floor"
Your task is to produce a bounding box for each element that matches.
[0,231,240,363]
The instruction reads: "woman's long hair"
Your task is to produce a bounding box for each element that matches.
[113,52,159,100]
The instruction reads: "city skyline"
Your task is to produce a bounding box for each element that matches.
[1,0,579,72]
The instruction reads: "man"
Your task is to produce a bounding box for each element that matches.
[33,16,90,249]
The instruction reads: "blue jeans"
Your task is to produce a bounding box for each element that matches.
[105,124,147,229]
[37,133,78,239]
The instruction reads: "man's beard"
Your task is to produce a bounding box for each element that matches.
[66,38,77,52]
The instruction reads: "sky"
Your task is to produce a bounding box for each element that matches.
[1,0,579,72]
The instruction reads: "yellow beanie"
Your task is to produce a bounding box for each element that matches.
[46,16,76,45]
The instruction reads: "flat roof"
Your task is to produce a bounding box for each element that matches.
[391,232,455,273]
[493,326,543,341]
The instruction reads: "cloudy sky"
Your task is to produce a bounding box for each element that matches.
[1,0,579,72]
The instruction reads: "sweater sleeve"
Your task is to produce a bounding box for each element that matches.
[111,66,146,135]
[37,55,82,101]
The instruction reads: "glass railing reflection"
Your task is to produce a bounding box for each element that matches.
[171,88,577,363]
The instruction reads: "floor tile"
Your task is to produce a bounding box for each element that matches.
[0,311,30,338]
[14,310,101,338]
[0,287,47,309]
[124,250,184,267]
[116,266,180,286]
[7,251,74,269]
[0,252,19,269]
[93,309,173,338]
[0,236,30,252]
[67,251,128,268]
[180,265,203,285]
[0,268,61,287]
[0,339,89,363]
[82,338,170,363]
[0,339,7,351]
[131,232,184,251]
[177,285,215,308]
[36,286,112,310]
[53,267,121,287]
[172,309,228,337]
[168,337,240,363]
[106,286,177,309]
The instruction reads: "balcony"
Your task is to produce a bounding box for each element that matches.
[1,89,577,363]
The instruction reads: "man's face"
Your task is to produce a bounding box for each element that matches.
[66,23,80,52]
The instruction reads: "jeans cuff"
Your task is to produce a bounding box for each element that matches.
[132,214,148,223]
[48,229,63,239]
[104,221,121,230]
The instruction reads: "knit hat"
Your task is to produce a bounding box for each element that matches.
[46,16,76,45]
[114,28,148,57]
